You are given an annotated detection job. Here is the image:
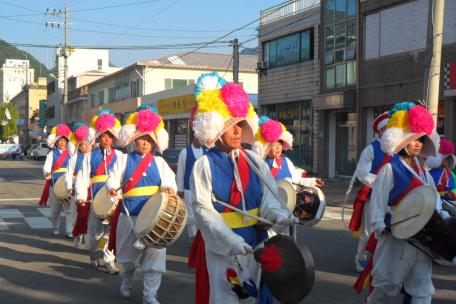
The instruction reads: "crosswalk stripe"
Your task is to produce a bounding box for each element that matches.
[0,209,24,219]
[0,198,40,202]
[24,217,53,229]
[0,218,9,230]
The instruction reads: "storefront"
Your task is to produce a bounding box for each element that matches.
[261,100,313,172]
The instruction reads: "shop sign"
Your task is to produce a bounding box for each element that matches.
[158,94,195,115]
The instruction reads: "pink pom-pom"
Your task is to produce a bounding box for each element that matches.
[96,113,115,132]
[439,138,455,155]
[221,82,249,117]
[259,244,282,272]
[56,124,71,137]
[189,104,197,128]
[261,119,283,143]
[74,125,89,142]
[136,109,161,132]
[408,105,434,135]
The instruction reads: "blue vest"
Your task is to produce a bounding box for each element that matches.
[51,149,70,188]
[430,167,455,197]
[71,152,84,190]
[370,139,388,174]
[122,152,161,216]
[184,146,197,191]
[265,156,292,180]
[90,148,117,197]
[206,148,267,248]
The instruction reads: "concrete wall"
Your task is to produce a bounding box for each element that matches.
[81,97,141,124]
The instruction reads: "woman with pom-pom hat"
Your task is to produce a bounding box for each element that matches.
[74,109,122,274]
[65,123,95,247]
[360,102,450,304]
[188,72,297,304]
[40,124,72,237]
[106,105,176,304]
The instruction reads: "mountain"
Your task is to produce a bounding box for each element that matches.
[0,39,50,79]
[240,47,258,55]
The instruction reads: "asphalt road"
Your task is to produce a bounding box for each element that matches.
[0,159,455,304]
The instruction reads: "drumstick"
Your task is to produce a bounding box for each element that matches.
[386,213,421,228]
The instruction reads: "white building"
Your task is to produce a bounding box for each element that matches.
[0,59,34,103]
[46,48,111,127]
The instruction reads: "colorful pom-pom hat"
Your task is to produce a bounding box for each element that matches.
[90,109,121,144]
[372,111,389,134]
[381,102,439,156]
[46,124,72,149]
[426,138,455,169]
[252,116,293,159]
[68,122,95,155]
[192,72,259,148]
[118,104,169,153]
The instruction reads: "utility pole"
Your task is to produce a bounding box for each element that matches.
[426,0,445,128]
[231,39,240,83]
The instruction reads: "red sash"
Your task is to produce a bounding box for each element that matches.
[39,150,70,206]
[93,148,115,179]
[108,153,154,255]
[188,231,210,304]
[225,149,250,211]
[353,234,378,293]
[349,154,391,232]
[269,156,282,178]
[72,202,91,236]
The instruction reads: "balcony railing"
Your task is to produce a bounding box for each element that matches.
[260,0,320,26]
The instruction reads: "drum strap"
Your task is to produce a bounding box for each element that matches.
[123,153,154,193]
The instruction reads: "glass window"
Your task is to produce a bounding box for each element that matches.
[263,42,270,63]
[269,40,277,67]
[335,50,345,63]
[347,0,356,18]
[98,90,105,105]
[347,61,356,85]
[325,67,335,89]
[300,31,311,61]
[325,26,335,51]
[346,47,356,60]
[325,51,334,65]
[346,18,356,47]
[277,33,300,65]
[172,79,188,89]
[326,0,335,25]
[335,64,346,87]
[335,22,346,49]
[335,0,346,23]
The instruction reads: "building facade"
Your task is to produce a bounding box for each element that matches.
[258,0,320,172]
[0,59,34,103]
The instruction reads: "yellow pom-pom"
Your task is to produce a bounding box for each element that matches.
[50,127,57,135]
[90,115,98,128]
[387,110,410,131]
[114,119,121,129]
[125,112,138,125]
[246,104,255,118]
[279,122,287,132]
[157,119,164,130]
[254,131,268,145]
[196,89,231,118]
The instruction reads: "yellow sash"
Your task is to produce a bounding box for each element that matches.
[123,186,160,197]
[221,208,259,229]
[91,175,108,184]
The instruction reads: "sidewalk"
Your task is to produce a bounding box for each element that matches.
[320,177,359,207]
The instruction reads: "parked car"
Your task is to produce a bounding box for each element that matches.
[32,142,49,160]
[156,148,181,173]
[26,144,38,159]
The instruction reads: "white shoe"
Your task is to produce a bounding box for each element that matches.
[104,261,119,275]
[66,233,73,239]
[120,279,131,299]
[73,236,82,248]
[89,253,98,268]
[53,230,60,236]
[143,297,160,304]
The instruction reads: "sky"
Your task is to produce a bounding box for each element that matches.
[0,0,285,69]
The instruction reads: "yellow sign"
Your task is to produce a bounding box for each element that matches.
[158,94,195,115]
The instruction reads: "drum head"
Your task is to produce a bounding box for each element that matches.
[294,186,326,227]
[276,180,296,212]
[134,192,167,237]
[53,176,71,200]
[93,187,116,218]
[391,185,437,239]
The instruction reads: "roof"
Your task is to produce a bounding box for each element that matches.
[139,52,257,72]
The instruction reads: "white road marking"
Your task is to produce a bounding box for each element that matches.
[24,217,53,229]
[0,198,40,202]
[0,218,9,230]
[37,208,63,218]
[0,209,24,219]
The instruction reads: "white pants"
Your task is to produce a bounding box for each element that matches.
[117,214,165,299]
[49,191,73,235]
[205,247,260,304]
[367,234,434,304]
[87,209,115,263]
[355,213,370,264]
[183,190,197,238]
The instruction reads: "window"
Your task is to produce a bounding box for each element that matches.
[347,61,356,85]
[164,79,195,90]
[109,87,115,103]
[98,90,105,105]
[90,93,95,107]
[263,28,314,68]
[97,59,103,70]
[46,106,55,119]
[131,80,139,98]
[325,67,335,89]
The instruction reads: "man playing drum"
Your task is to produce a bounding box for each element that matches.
[427,138,456,201]
[348,112,390,273]
[40,124,73,237]
[75,109,122,274]
[363,102,450,304]
[66,123,94,248]
[106,104,176,304]
[189,72,298,303]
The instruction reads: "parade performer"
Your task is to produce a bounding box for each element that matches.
[40,124,73,237]
[177,106,206,241]
[106,104,176,304]
[362,102,449,304]
[427,138,456,201]
[348,112,390,272]
[75,109,122,274]
[252,115,323,188]
[66,123,94,247]
[188,72,297,303]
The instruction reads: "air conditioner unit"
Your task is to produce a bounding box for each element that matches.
[257,61,269,70]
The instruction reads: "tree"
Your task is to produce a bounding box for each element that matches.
[30,108,39,123]
[0,103,19,141]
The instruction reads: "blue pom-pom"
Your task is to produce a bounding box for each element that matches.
[194,71,227,97]
[71,122,87,132]
[258,115,270,126]
[97,109,114,116]
[389,102,416,116]
[136,104,158,113]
